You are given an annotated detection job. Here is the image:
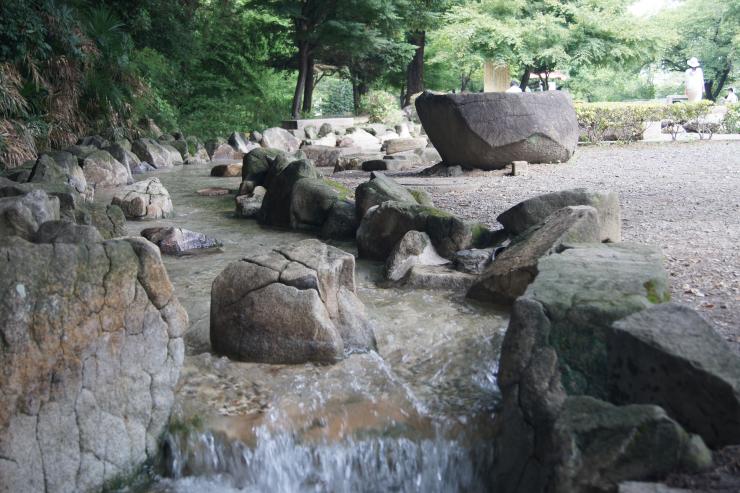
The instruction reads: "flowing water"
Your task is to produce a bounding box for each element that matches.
[105,165,509,492]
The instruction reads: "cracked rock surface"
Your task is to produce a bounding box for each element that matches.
[0,235,187,493]
[112,177,173,220]
[210,239,376,364]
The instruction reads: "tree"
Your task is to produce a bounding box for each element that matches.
[436,0,654,92]
[400,0,457,106]
[655,0,740,101]
[266,0,412,117]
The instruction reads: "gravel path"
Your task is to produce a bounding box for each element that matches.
[332,140,740,349]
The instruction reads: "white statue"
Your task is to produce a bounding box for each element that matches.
[685,57,704,102]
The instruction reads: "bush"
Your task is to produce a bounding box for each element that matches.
[315,78,354,116]
[722,103,740,134]
[575,102,666,143]
[362,90,403,124]
[664,101,714,140]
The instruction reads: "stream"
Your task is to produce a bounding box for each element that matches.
[105,165,509,492]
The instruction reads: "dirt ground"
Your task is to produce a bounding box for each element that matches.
[333,140,740,352]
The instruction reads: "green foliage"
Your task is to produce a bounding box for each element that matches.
[361,90,402,124]
[654,0,740,100]
[575,102,666,143]
[565,66,656,102]
[664,101,715,140]
[315,78,354,116]
[723,103,740,134]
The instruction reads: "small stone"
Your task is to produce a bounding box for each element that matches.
[197,187,229,197]
[511,161,528,176]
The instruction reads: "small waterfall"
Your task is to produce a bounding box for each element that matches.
[159,424,494,492]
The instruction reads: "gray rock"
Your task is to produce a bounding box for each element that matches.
[415,146,442,164]
[112,177,173,220]
[132,138,180,169]
[361,158,416,172]
[82,150,132,188]
[302,145,362,168]
[261,127,301,153]
[468,206,602,304]
[415,91,579,169]
[363,124,387,136]
[141,226,222,255]
[384,137,427,155]
[453,248,493,274]
[210,239,376,364]
[77,135,109,148]
[355,172,417,220]
[551,397,712,492]
[526,243,670,398]
[228,132,259,154]
[321,200,358,240]
[235,186,266,219]
[259,159,322,227]
[29,152,90,199]
[356,200,481,260]
[210,163,242,177]
[0,236,186,493]
[169,140,189,161]
[0,190,60,239]
[618,482,692,493]
[289,178,339,231]
[240,147,286,194]
[209,143,243,162]
[333,152,385,173]
[420,162,463,177]
[304,125,318,140]
[105,143,142,176]
[609,303,740,448]
[401,265,477,291]
[318,122,333,137]
[33,220,103,244]
[341,128,381,152]
[204,138,226,158]
[497,188,622,242]
[64,144,98,162]
[384,230,449,281]
[75,203,126,239]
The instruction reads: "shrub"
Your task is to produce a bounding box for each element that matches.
[664,101,714,140]
[315,78,354,116]
[722,103,740,134]
[362,90,403,124]
[575,102,666,143]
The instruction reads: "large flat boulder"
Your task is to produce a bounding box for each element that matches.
[112,177,173,220]
[415,91,579,169]
[468,206,602,304]
[0,236,186,493]
[33,220,103,244]
[210,239,376,364]
[82,150,132,188]
[609,303,740,448]
[497,188,621,242]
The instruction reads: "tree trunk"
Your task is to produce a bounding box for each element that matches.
[460,73,469,92]
[711,64,732,100]
[519,67,531,91]
[302,54,315,114]
[291,41,309,119]
[403,31,426,106]
[352,80,361,115]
